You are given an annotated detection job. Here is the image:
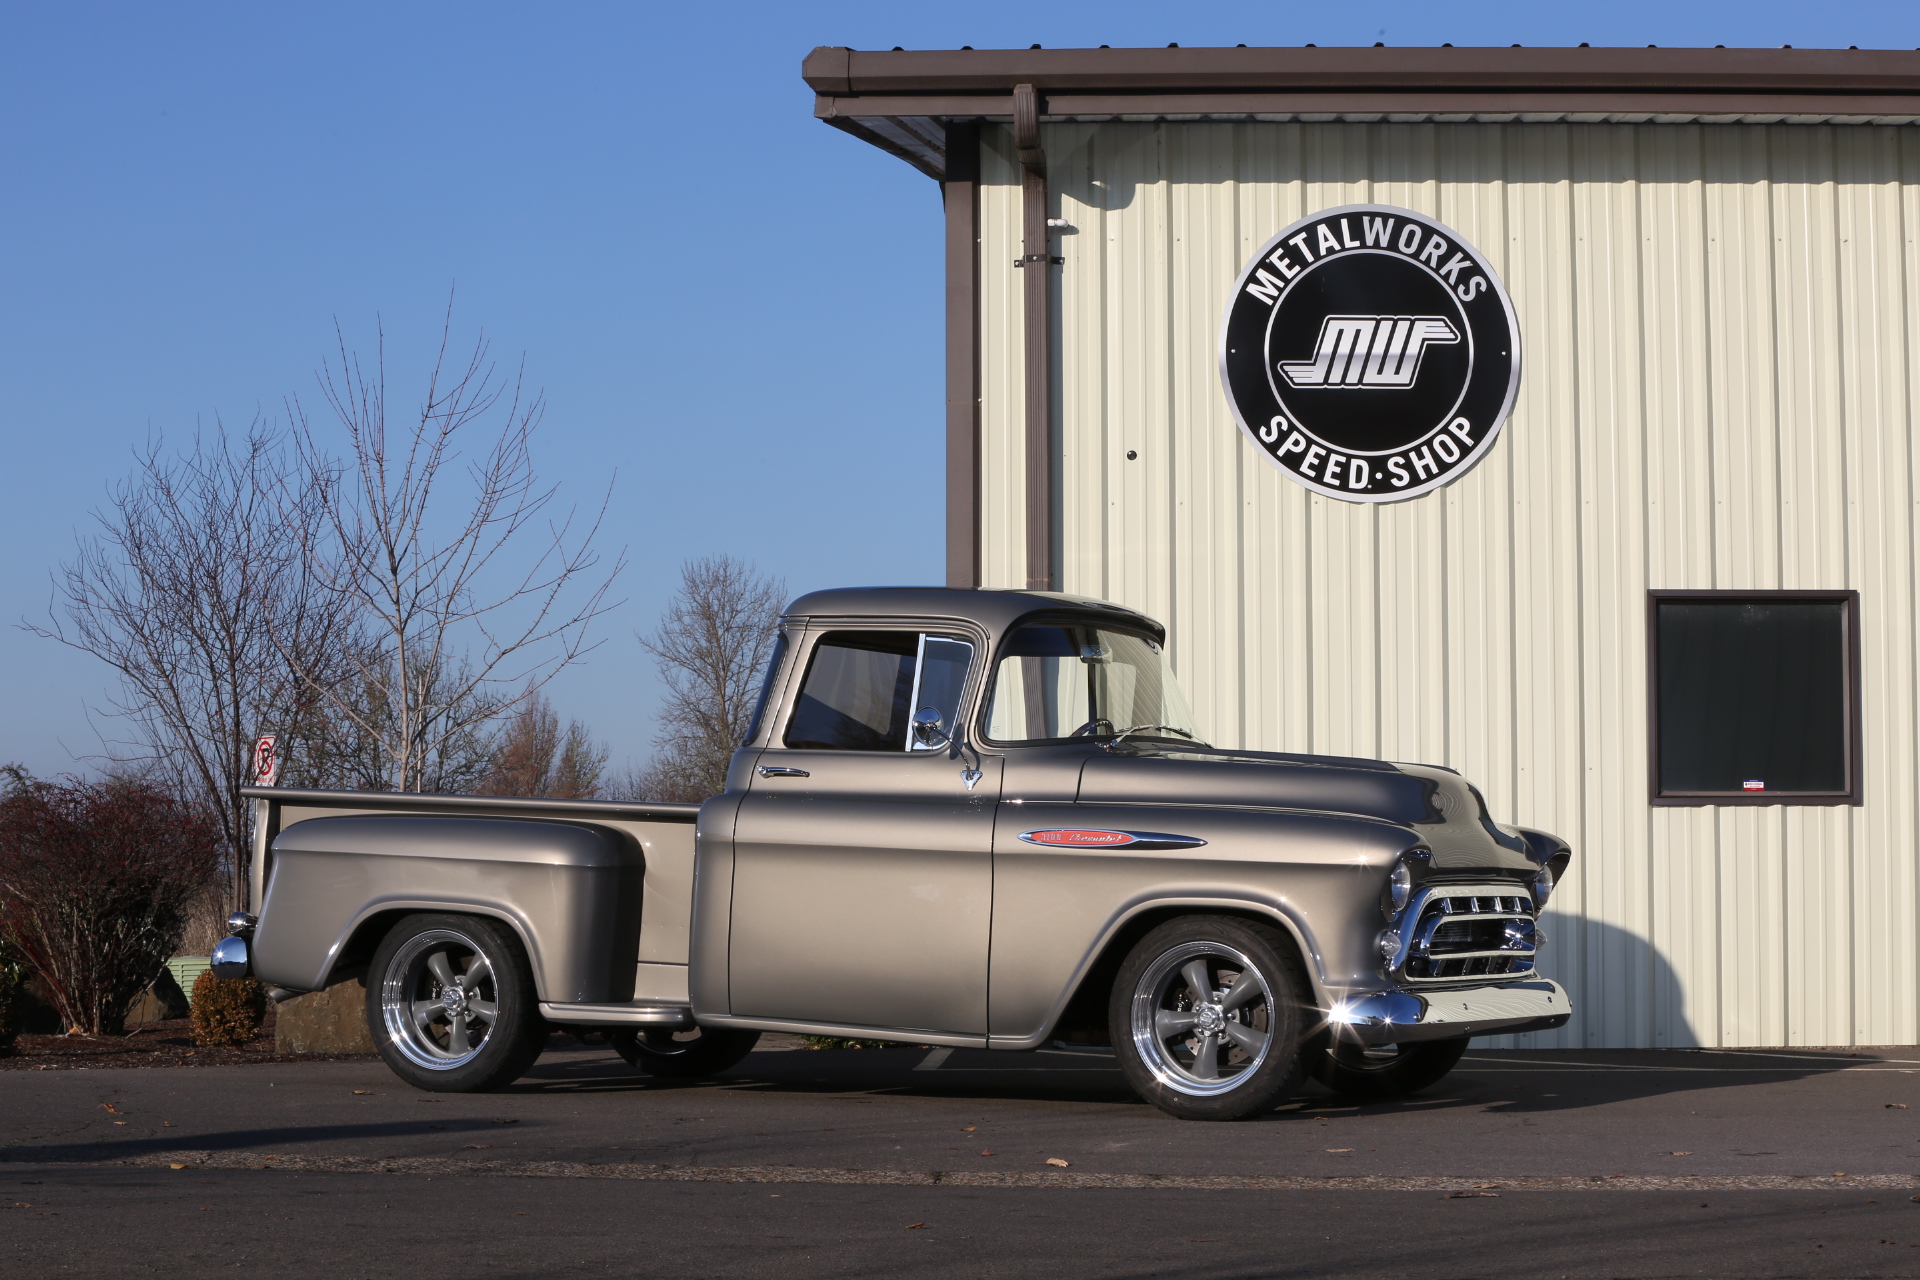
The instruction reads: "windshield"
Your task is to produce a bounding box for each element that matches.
[984,623,1206,746]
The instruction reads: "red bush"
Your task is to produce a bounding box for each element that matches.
[0,772,220,1035]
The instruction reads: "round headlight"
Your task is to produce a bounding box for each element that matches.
[1530,866,1554,910]
[1384,860,1414,918]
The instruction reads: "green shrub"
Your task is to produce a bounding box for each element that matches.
[190,970,265,1047]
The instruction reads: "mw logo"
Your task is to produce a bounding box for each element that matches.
[1278,315,1460,389]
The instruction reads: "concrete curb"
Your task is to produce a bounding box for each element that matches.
[39,1152,1920,1192]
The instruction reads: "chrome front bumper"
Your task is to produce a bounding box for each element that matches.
[1327,978,1570,1044]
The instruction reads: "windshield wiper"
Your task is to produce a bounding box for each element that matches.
[1111,724,1208,746]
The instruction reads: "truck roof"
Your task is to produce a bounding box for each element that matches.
[781,586,1163,640]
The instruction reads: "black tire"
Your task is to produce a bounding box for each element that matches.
[1311,1037,1470,1100]
[1109,915,1312,1121]
[366,913,548,1093]
[609,1025,761,1078]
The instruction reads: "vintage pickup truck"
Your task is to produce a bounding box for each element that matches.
[218,586,1571,1121]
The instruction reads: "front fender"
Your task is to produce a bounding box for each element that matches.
[986,801,1419,1045]
[987,890,1333,1051]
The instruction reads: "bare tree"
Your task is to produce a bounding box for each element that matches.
[27,422,355,910]
[281,314,622,794]
[477,686,607,799]
[634,556,786,802]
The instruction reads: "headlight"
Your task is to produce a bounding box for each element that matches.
[1530,866,1554,910]
[1382,859,1414,920]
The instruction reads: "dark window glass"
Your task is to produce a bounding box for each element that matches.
[740,631,790,746]
[909,637,975,751]
[1655,598,1851,797]
[783,631,920,751]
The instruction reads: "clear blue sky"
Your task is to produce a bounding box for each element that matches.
[2,2,1913,779]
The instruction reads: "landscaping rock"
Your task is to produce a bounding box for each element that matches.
[275,977,376,1054]
[126,967,190,1025]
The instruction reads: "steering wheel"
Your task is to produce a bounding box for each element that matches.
[1069,718,1116,739]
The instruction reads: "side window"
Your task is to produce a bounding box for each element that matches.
[740,630,791,746]
[782,631,975,752]
[909,636,973,752]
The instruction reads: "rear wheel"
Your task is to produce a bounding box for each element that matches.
[366,913,547,1093]
[1310,1037,1470,1099]
[1109,915,1312,1121]
[609,1025,761,1078]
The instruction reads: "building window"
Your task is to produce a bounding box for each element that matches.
[1648,591,1861,806]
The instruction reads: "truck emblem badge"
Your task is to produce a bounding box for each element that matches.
[1220,204,1521,503]
[1018,829,1207,851]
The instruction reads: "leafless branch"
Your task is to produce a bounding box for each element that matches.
[632,556,786,802]
[277,307,624,792]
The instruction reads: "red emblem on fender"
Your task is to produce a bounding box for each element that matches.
[1019,829,1136,847]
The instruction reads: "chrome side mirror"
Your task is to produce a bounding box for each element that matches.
[912,707,951,749]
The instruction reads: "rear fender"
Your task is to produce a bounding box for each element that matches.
[250,814,642,1003]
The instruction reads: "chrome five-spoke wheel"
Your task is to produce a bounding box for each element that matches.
[608,1025,762,1079]
[1110,915,1311,1120]
[1131,942,1274,1096]
[366,913,547,1093]
[382,928,501,1069]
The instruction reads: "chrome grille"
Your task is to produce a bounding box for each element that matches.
[1399,888,1537,982]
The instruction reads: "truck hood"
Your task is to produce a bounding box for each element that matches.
[1077,745,1546,874]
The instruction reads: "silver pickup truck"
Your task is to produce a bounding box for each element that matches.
[219,586,1571,1121]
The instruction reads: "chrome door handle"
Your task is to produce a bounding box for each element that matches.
[758,766,810,778]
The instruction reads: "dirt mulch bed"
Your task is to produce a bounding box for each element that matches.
[0,1014,376,1071]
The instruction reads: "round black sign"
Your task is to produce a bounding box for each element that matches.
[1219,204,1520,502]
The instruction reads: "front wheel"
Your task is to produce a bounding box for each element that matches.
[1310,1037,1470,1099]
[1109,915,1312,1121]
[366,913,548,1093]
[609,1025,761,1078]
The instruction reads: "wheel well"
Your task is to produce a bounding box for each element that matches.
[326,906,536,991]
[1049,905,1311,1047]
[324,909,415,986]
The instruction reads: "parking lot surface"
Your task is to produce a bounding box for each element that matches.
[8,1039,1920,1277]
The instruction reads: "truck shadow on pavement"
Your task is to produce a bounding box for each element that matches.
[1,1118,512,1164]
[504,1041,1887,1120]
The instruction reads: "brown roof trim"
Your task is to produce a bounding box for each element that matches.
[818,90,1920,122]
[807,45,1920,180]
[802,44,1920,97]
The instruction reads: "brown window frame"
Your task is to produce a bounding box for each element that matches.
[1646,589,1863,807]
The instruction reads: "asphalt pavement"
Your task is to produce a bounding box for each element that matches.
[8,1037,1920,1278]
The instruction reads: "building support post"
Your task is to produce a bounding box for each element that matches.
[1013,83,1055,592]
[942,122,981,590]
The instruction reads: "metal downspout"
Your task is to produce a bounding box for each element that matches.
[1013,83,1058,592]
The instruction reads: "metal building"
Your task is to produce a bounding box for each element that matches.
[805,46,1920,1049]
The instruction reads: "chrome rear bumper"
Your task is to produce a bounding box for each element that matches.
[1327,978,1570,1044]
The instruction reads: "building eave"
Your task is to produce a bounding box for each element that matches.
[804,44,1920,180]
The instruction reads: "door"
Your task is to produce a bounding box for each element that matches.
[728,627,999,1035]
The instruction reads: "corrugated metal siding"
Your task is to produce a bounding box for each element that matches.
[976,120,1920,1049]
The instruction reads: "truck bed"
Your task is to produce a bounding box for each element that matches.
[242,787,702,1023]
